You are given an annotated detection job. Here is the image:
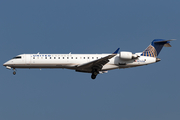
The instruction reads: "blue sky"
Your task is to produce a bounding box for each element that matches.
[0,0,179,120]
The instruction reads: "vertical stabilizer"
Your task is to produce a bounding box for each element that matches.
[141,39,174,57]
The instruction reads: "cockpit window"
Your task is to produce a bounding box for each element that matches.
[12,56,22,59]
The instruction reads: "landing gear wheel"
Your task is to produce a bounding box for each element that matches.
[13,71,16,75]
[93,71,98,76]
[91,74,96,79]
[91,69,99,79]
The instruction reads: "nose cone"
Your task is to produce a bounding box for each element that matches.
[3,62,8,66]
[3,60,11,66]
[3,61,12,69]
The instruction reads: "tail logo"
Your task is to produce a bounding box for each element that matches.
[141,45,157,57]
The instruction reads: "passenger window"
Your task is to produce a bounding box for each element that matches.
[58,57,60,59]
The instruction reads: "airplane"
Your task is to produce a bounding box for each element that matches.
[3,39,174,79]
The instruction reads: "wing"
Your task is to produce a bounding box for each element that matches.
[76,48,120,73]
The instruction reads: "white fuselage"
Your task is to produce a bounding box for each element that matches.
[3,53,157,73]
[3,39,173,79]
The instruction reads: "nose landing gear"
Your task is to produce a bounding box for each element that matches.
[13,71,16,75]
[13,68,16,75]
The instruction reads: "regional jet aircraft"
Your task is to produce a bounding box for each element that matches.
[3,39,174,79]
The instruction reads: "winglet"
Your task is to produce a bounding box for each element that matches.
[113,48,120,54]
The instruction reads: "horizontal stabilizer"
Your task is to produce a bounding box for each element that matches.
[164,43,172,47]
[153,39,176,43]
[153,39,175,48]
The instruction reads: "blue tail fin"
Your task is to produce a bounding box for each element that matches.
[141,39,174,57]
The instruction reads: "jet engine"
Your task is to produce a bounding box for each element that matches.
[119,52,138,60]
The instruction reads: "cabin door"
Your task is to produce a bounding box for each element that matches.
[25,55,31,64]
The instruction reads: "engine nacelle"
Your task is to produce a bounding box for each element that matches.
[120,52,132,60]
[119,52,138,60]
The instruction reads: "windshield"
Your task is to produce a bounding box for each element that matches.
[12,56,22,59]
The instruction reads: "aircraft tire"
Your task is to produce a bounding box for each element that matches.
[91,74,96,79]
[13,71,16,75]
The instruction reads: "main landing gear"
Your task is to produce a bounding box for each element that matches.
[91,74,96,79]
[91,70,99,79]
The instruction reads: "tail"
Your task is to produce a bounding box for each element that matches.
[141,39,175,57]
